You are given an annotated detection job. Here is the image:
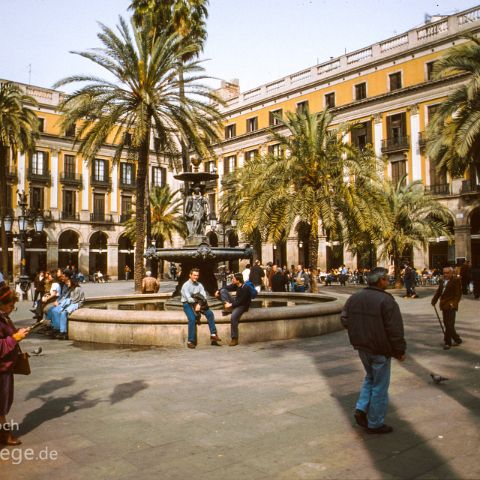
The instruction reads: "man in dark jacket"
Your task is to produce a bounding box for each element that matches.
[271,266,288,292]
[341,266,406,434]
[431,266,462,350]
[216,273,252,346]
[249,260,265,293]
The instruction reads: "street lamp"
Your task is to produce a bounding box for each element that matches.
[2,191,45,295]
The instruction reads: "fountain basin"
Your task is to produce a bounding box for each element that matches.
[68,292,344,347]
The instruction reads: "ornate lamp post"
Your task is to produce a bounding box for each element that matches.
[3,191,44,295]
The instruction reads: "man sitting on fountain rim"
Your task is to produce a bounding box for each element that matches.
[216,273,252,347]
[181,268,221,349]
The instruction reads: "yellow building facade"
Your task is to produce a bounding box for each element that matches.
[211,5,480,271]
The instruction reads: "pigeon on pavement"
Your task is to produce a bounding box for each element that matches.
[430,373,448,384]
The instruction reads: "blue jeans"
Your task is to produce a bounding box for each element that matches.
[182,303,217,343]
[356,351,391,429]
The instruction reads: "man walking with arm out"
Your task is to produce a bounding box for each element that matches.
[431,266,462,350]
[341,267,406,434]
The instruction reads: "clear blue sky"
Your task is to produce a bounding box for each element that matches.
[0,0,477,93]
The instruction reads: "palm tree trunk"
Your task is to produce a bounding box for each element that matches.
[393,244,402,289]
[309,232,319,293]
[178,65,190,173]
[134,125,151,292]
[0,145,9,281]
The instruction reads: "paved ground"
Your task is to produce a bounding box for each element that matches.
[1,281,479,479]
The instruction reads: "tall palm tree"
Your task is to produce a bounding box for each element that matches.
[123,185,187,245]
[129,0,210,172]
[0,82,39,280]
[55,17,222,291]
[376,176,452,283]
[221,109,385,290]
[427,34,480,177]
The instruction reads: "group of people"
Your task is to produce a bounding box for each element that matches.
[181,268,253,348]
[31,268,85,340]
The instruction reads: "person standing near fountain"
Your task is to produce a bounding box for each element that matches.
[216,273,252,347]
[181,268,221,349]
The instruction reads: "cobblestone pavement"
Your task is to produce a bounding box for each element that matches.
[1,282,479,479]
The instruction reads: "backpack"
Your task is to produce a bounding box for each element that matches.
[245,280,258,299]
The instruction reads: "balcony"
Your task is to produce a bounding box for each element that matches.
[425,183,450,195]
[6,167,17,183]
[120,213,132,223]
[381,136,410,154]
[90,213,113,223]
[60,172,83,188]
[90,175,111,190]
[61,212,80,221]
[119,178,136,191]
[461,180,480,194]
[27,168,51,185]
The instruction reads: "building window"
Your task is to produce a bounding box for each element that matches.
[31,151,47,175]
[30,187,44,211]
[38,118,45,133]
[325,92,335,109]
[246,117,258,133]
[355,82,367,101]
[268,144,281,157]
[224,155,236,174]
[208,193,216,216]
[389,72,402,91]
[426,61,436,81]
[64,155,76,177]
[225,124,236,139]
[269,109,283,126]
[120,163,134,185]
[387,112,407,141]
[351,121,372,149]
[62,190,76,218]
[93,159,107,181]
[124,132,132,146]
[152,166,166,187]
[204,160,216,174]
[65,123,76,137]
[429,158,447,187]
[296,101,309,115]
[93,193,105,216]
[244,150,259,162]
[121,196,132,220]
[391,160,407,187]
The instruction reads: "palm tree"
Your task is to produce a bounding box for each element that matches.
[427,34,480,177]
[55,17,222,291]
[0,82,39,280]
[376,176,453,284]
[129,0,210,172]
[123,185,187,245]
[221,109,385,291]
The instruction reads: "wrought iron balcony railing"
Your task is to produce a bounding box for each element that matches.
[90,213,113,223]
[27,169,51,184]
[425,183,450,195]
[60,172,83,188]
[381,135,410,154]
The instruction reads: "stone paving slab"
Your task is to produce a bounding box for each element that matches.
[0,282,479,479]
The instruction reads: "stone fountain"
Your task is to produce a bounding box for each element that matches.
[144,158,253,307]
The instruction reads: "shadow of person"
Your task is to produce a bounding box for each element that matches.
[109,380,149,405]
[25,377,76,401]
[20,389,100,436]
